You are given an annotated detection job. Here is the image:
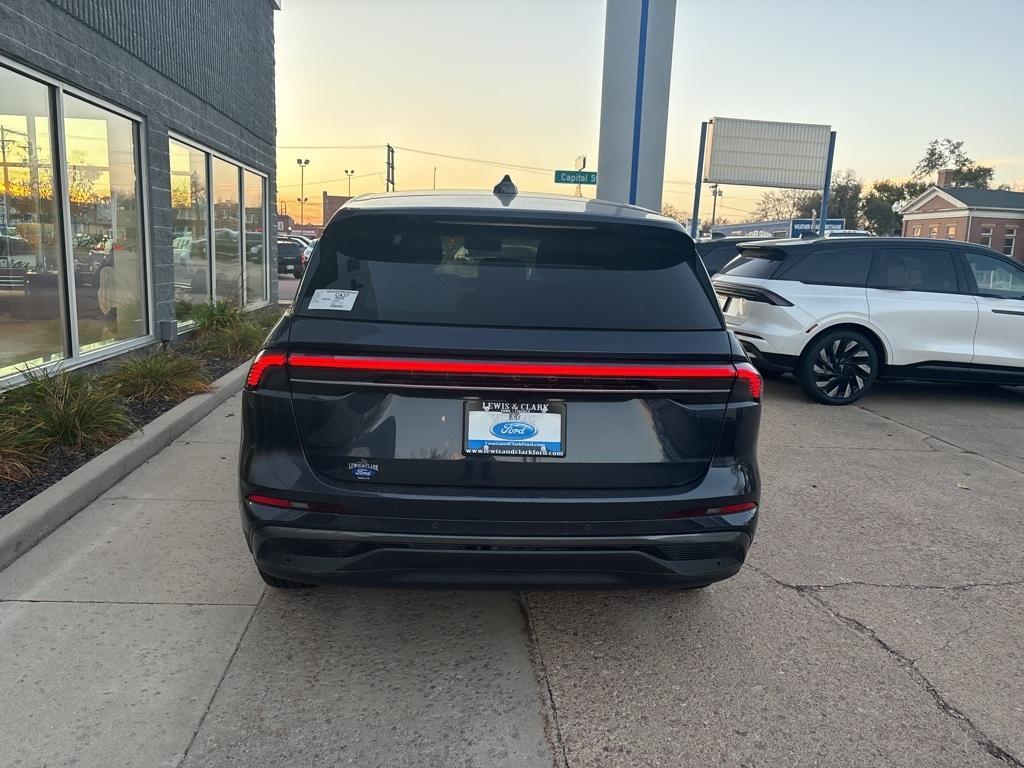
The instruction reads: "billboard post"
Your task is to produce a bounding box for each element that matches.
[690,121,708,238]
[818,131,837,236]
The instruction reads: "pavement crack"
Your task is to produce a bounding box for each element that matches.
[793,580,1024,592]
[749,564,1023,767]
[518,592,570,768]
[175,588,265,768]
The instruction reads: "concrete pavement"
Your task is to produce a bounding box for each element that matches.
[0,381,1022,767]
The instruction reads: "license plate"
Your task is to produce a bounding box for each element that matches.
[464,400,565,457]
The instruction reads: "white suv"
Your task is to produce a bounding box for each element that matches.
[713,237,1024,404]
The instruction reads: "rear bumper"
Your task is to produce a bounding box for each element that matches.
[243,502,757,588]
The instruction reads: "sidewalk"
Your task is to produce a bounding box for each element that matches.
[0,393,553,768]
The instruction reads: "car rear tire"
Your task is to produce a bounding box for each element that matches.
[798,329,878,405]
[257,568,316,590]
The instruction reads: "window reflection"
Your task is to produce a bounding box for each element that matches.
[170,139,209,320]
[243,170,266,305]
[0,66,65,376]
[212,157,241,302]
[64,94,146,351]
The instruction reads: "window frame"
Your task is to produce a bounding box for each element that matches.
[168,132,270,317]
[867,244,968,295]
[1003,225,1017,257]
[773,244,873,287]
[1,55,154,387]
[979,225,993,248]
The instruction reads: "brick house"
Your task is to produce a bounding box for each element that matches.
[901,170,1023,263]
[322,192,353,226]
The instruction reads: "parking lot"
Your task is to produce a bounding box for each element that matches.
[1,378,1021,767]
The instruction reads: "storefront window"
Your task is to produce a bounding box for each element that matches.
[211,157,241,302]
[0,66,65,376]
[63,94,146,352]
[243,170,266,305]
[169,139,209,320]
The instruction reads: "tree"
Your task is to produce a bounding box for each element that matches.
[660,203,688,225]
[795,170,864,229]
[752,188,812,221]
[912,138,994,188]
[859,179,926,235]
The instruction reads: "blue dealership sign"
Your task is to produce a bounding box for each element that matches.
[790,219,845,236]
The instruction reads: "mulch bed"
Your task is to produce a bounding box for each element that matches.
[0,340,251,519]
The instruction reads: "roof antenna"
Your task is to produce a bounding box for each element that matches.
[493,174,517,196]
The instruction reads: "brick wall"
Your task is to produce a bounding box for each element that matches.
[903,215,1023,262]
[0,0,278,325]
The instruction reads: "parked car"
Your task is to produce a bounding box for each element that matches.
[822,229,873,238]
[695,236,771,275]
[713,236,1024,405]
[240,181,762,590]
[286,235,312,248]
[276,238,305,277]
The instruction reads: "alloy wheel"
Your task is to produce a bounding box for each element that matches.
[812,337,873,401]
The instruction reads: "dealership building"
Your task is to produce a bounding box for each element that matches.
[0,0,279,384]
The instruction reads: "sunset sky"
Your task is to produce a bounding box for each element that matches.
[275,0,1024,225]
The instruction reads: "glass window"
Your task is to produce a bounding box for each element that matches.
[169,139,209,320]
[300,216,722,331]
[962,251,1024,299]
[945,225,956,240]
[0,66,66,376]
[717,247,786,279]
[1003,226,1017,257]
[911,226,922,237]
[243,170,266,305]
[777,246,872,286]
[63,94,146,353]
[980,226,993,248]
[211,157,241,302]
[869,246,958,293]
[928,225,938,239]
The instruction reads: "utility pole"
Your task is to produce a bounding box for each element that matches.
[709,184,723,228]
[433,166,437,190]
[385,144,395,192]
[296,157,309,226]
[0,126,12,232]
[345,169,355,196]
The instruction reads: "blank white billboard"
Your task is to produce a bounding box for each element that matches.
[704,118,831,190]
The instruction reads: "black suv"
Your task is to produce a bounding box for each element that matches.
[240,183,762,589]
[695,236,772,275]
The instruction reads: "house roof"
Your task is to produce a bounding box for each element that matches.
[939,187,1024,210]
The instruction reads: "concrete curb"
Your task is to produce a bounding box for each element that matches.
[0,360,250,573]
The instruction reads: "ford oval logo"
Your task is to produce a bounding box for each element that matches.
[490,421,537,440]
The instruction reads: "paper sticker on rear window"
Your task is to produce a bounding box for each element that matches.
[308,289,358,311]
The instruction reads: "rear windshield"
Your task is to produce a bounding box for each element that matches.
[717,248,785,279]
[297,215,722,331]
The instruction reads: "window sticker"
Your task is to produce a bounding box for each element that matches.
[308,289,359,311]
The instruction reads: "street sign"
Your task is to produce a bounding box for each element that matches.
[791,218,845,236]
[554,170,597,185]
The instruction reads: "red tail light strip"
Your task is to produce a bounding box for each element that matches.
[287,353,738,381]
[246,351,763,401]
[245,351,287,388]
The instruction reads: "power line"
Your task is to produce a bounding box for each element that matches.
[277,144,385,150]
[276,171,379,189]
[391,145,553,176]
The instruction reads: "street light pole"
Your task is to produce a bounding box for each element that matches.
[296,158,309,226]
[433,166,437,190]
[345,169,355,196]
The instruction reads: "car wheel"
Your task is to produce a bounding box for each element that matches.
[798,330,878,405]
[257,568,315,590]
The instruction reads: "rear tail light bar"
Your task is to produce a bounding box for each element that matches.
[245,351,762,400]
[245,493,348,514]
[667,501,757,519]
[712,281,792,307]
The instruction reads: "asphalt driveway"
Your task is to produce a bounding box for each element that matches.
[1,379,1021,767]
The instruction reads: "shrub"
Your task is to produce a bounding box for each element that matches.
[200,322,265,358]
[0,420,46,482]
[10,367,134,451]
[107,350,212,403]
[190,300,244,335]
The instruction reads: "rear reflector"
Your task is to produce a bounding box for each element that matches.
[245,351,761,401]
[244,493,348,514]
[667,501,757,518]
